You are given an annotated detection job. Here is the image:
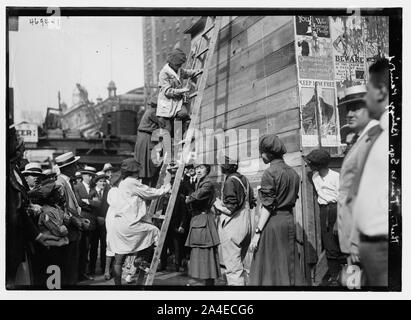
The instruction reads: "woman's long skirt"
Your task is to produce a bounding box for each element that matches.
[188,246,221,280]
[134,131,156,178]
[249,211,304,286]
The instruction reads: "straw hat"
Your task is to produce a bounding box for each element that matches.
[22,163,45,176]
[55,152,80,168]
[337,85,367,109]
[102,163,114,172]
[80,165,97,175]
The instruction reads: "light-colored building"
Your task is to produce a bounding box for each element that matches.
[61,82,145,138]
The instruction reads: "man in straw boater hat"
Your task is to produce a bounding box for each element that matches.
[248,134,304,286]
[54,151,85,285]
[335,85,380,270]
[22,162,45,190]
[7,126,59,288]
[213,155,256,285]
[74,165,98,281]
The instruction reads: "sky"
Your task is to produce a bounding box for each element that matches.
[9,16,144,124]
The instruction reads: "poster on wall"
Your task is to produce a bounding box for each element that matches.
[295,15,334,80]
[330,15,389,141]
[330,15,367,95]
[299,80,339,147]
[363,16,389,79]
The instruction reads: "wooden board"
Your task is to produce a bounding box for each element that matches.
[200,64,298,124]
[206,22,295,88]
[313,250,329,286]
[209,16,293,70]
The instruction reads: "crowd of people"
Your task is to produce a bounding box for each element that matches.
[6,54,390,288]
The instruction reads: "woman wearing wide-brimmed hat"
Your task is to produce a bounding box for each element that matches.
[106,158,171,285]
[185,163,220,286]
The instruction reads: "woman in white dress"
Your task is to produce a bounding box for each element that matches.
[106,158,171,285]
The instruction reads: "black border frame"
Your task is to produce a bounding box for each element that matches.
[5,7,402,292]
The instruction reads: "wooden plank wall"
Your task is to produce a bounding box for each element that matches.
[194,16,310,279]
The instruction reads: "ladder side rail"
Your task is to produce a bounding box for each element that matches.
[144,16,221,285]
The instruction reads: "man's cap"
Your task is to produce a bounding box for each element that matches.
[304,149,331,167]
[259,134,287,156]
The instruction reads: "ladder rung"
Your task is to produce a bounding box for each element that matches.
[196,47,209,59]
[188,92,198,99]
[152,214,166,220]
[191,70,203,78]
[201,24,214,38]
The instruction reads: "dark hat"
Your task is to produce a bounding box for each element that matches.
[80,165,97,175]
[220,155,239,172]
[167,48,187,66]
[259,134,287,156]
[167,162,179,174]
[338,85,367,110]
[121,158,141,174]
[92,171,108,184]
[194,163,211,174]
[304,149,331,168]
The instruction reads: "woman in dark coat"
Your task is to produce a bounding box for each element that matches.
[248,134,304,286]
[134,96,161,186]
[185,163,220,286]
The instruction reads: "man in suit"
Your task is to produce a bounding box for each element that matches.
[88,171,110,277]
[352,59,390,286]
[74,165,97,281]
[336,85,379,261]
[7,127,59,288]
[54,152,84,286]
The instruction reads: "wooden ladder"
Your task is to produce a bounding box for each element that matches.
[143,16,222,286]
